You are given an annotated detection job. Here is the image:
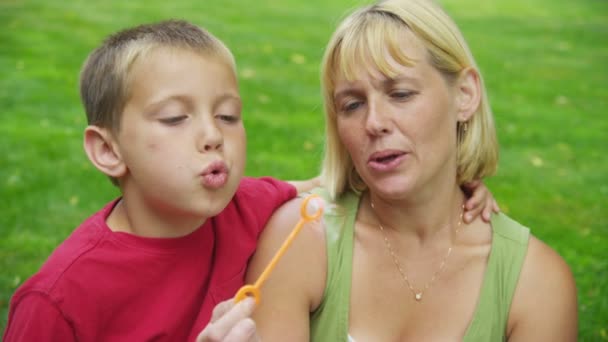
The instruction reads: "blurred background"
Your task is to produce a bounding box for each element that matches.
[1,0,606,339]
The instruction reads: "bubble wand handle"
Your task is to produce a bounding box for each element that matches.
[234,195,323,305]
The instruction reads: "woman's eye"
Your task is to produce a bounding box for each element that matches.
[390,91,415,100]
[343,101,362,112]
[160,115,187,125]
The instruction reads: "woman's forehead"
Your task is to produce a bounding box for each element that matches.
[332,21,427,83]
[333,38,427,84]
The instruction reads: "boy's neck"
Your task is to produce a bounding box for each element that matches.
[106,199,207,238]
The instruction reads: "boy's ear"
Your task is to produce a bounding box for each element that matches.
[83,126,127,179]
[455,67,482,122]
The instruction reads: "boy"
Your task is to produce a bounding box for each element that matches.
[4,19,494,341]
[4,20,305,341]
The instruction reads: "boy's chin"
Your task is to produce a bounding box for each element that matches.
[197,179,240,216]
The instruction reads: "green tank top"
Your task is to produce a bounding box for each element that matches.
[310,190,530,342]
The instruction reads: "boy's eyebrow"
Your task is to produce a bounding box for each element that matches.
[144,93,242,112]
[216,93,242,104]
[213,93,243,112]
[143,95,190,113]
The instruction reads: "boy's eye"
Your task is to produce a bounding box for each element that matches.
[159,115,187,125]
[217,114,240,123]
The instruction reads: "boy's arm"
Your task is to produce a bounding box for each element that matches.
[287,176,321,193]
[462,180,500,223]
[3,293,75,341]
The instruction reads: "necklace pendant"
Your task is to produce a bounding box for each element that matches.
[414,292,423,301]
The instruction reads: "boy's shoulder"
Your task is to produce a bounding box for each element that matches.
[235,176,296,199]
[232,176,296,210]
[12,200,116,303]
[229,177,297,215]
[214,177,297,239]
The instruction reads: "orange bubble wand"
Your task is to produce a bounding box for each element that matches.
[235,194,323,305]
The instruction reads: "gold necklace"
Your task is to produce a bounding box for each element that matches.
[371,201,464,302]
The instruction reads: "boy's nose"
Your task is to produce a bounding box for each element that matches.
[197,118,223,152]
[204,140,222,151]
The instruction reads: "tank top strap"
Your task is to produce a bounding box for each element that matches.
[464,213,530,340]
[310,189,360,342]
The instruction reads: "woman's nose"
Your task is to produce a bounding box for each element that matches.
[365,98,391,136]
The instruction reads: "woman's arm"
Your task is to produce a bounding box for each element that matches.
[245,197,327,341]
[507,236,578,341]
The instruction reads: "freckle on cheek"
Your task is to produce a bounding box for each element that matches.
[146,139,158,150]
[146,142,158,150]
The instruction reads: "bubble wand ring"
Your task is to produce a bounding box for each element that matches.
[235,194,324,305]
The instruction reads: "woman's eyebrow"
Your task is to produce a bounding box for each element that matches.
[382,75,419,87]
[333,88,360,100]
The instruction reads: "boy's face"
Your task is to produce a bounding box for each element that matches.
[114,47,246,225]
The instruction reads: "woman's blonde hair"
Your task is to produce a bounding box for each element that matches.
[320,0,498,200]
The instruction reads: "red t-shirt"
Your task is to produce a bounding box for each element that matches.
[3,177,296,341]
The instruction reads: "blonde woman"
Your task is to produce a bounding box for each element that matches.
[246,0,578,340]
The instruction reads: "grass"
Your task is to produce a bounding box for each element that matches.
[1,0,606,340]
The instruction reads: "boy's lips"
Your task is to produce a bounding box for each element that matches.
[200,161,229,189]
[367,149,407,171]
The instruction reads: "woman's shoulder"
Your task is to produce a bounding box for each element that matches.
[246,195,328,310]
[506,230,578,340]
[519,234,576,300]
[490,213,530,244]
[253,196,327,257]
[491,213,574,289]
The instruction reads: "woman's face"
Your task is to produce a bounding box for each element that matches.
[333,32,463,201]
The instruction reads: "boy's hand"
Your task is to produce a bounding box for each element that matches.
[288,176,322,193]
[196,298,260,342]
[461,180,500,223]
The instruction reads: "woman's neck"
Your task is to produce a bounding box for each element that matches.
[365,184,466,243]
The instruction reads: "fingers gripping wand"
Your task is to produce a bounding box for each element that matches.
[235,194,324,306]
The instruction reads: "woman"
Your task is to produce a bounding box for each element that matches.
[246,0,577,341]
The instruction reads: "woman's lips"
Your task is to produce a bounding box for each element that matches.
[367,150,407,172]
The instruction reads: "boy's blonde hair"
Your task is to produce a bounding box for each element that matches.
[80,19,236,133]
[320,0,498,200]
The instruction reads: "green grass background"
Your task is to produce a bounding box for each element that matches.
[1,0,606,339]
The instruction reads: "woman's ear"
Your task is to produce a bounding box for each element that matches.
[83,126,127,179]
[456,67,482,122]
